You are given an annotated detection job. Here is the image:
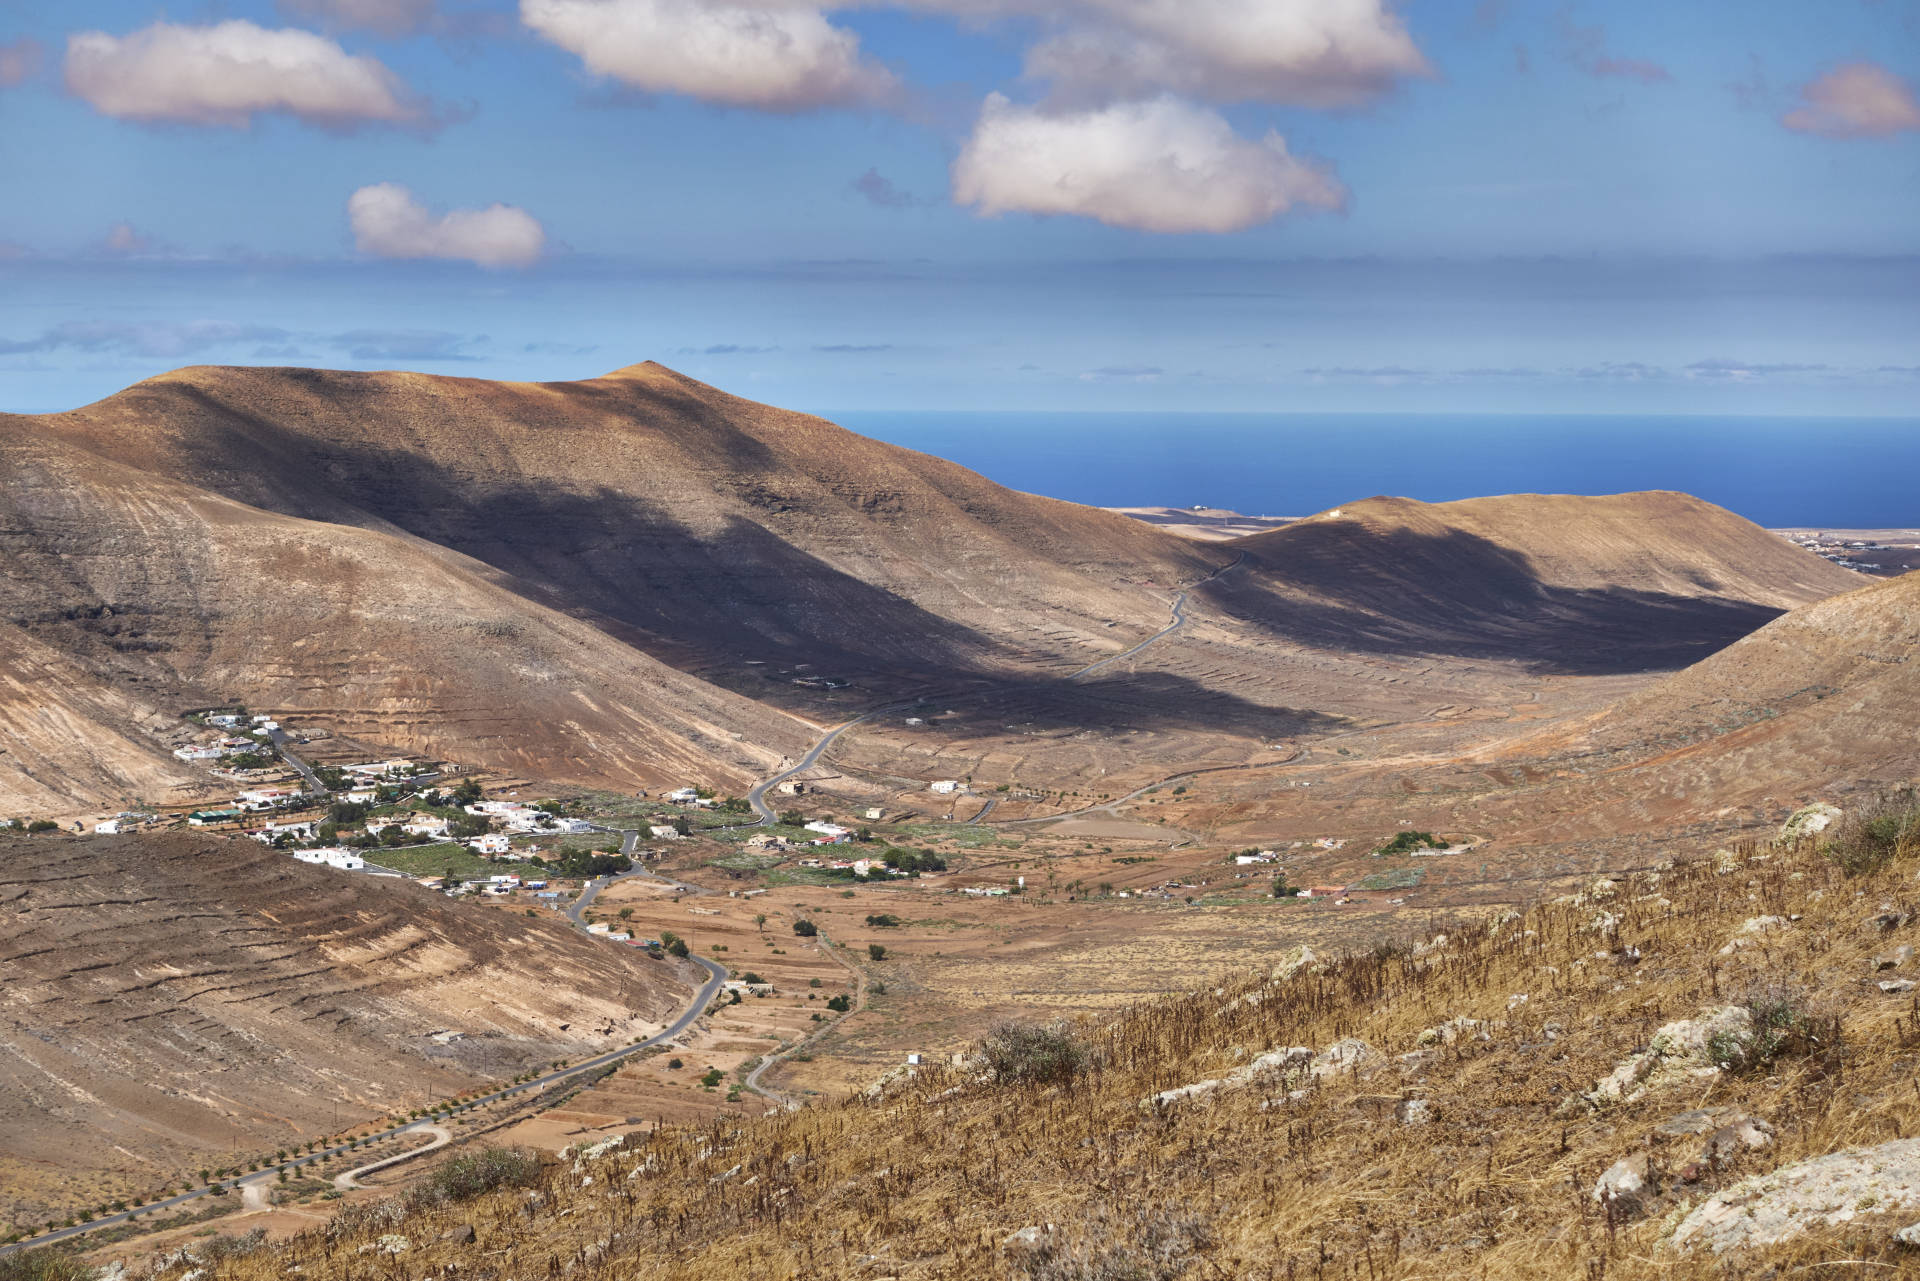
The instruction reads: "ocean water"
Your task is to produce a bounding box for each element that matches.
[832,413,1920,529]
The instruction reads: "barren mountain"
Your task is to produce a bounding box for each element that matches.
[1211,491,1859,672]
[1529,566,1920,808]
[0,832,692,1225]
[0,414,813,810]
[32,362,1218,687]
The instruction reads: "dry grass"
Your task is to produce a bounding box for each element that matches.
[132,824,1920,1279]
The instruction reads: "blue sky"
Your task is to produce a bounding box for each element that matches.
[1,0,1917,416]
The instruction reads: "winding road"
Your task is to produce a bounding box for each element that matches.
[331,1125,452,1191]
[740,553,1248,826]
[0,957,726,1260]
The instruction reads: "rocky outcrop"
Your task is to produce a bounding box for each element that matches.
[1671,1138,1920,1253]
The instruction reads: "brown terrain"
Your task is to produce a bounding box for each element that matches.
[3,360,1914,1269]
[0,831,696,1228]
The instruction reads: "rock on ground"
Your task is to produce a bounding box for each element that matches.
[1671,1137,1920,1253]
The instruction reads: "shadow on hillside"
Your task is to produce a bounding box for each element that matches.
[1208,523,1787,676]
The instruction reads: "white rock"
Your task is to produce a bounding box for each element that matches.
[1585,1006,1750,1107]
[1780,802,1842,841]
[1672,1138,1920,1253]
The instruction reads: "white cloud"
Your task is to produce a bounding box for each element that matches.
[64,20,427,130]
[1021,0,1430,108]
[348,183,546,268]
[952,93,1345,234]
[520,0,897,112]
[873,0,1426,107]
[1782,62,1920,139]
[279,0,440,37]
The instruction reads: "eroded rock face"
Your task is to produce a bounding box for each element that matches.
[1671,1137,1920,1253]
[1582,1007,1750,1108]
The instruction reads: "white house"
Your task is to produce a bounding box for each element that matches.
[468,833,510,855]
[776,781,804,796]
[254,821,317,844]
[649,825,682,841]
[94,819,123,835]
[864,808,886,821]
[293,848,365,871]
[402,815,451,838]
[173,745,225,762]
[206,714,242,729]
[665,787,701,804]
[930,780,959,795]
[804,821,850,839]
[235,788,302,811]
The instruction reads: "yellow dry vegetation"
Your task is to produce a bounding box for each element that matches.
[127,821,1920,1278]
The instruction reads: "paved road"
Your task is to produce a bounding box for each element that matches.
[0,958,726,1259]
[744,705,908,824]
[1065,553,1245,682]
[266,728,325,794]
[332,1125,452,1191]
[739,556,1248,825]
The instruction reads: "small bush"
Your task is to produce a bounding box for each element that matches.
[405,1148,538,1210]
[0,1247,96,1281]
[1373,830,1444,856]
[1820,793,1920,877]
[1016,1204,1212,1281]
[867,943,888,961]
[1709,983,1836,1073]
[792,919,818,937]
[865,914,900,928]
[826,994,852,1012]
[981,1022,1091,1086]
[201,1229,268,1262]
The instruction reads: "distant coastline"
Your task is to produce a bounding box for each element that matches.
[835,411,1920,529]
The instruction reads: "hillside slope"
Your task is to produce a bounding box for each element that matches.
[0,832,694,1227]
[0,417,811,806]
[1213,492,1859,672]
[130,807,1920,1277]
[1523,566,1920,809]
[30,362,1218,685]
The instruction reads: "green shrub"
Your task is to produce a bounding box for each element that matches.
[406,1148,539,1210]
[792,920,818,937]
[1709,984,1835,1073]
[1820,793,1920,877]
[868,944,888,961]
[1373,831,1444,856]
[0,1247,96,1281]
[981,1023,1090,1086]
[826,994,852,1012]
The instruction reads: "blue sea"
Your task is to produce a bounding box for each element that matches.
[832,413,1920,529]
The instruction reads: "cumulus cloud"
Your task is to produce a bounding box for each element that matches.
[278,0,440,37]
[0,37,43,87]
[520,0,897,112]
[1782,62,1920,139]
[64,20,428,130]
[953,93,1345,234]
[347,183,546,268]
[1018,0,1430,108]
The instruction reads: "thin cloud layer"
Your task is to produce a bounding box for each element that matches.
[0,37,43,87]
[279,0,440,37]
[64,20,428,130]
[1782,62,1920,139]
[1019,0,1431,108]
[953,94,1346,234]
[520,0,898,112]
[348,183,546,268]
